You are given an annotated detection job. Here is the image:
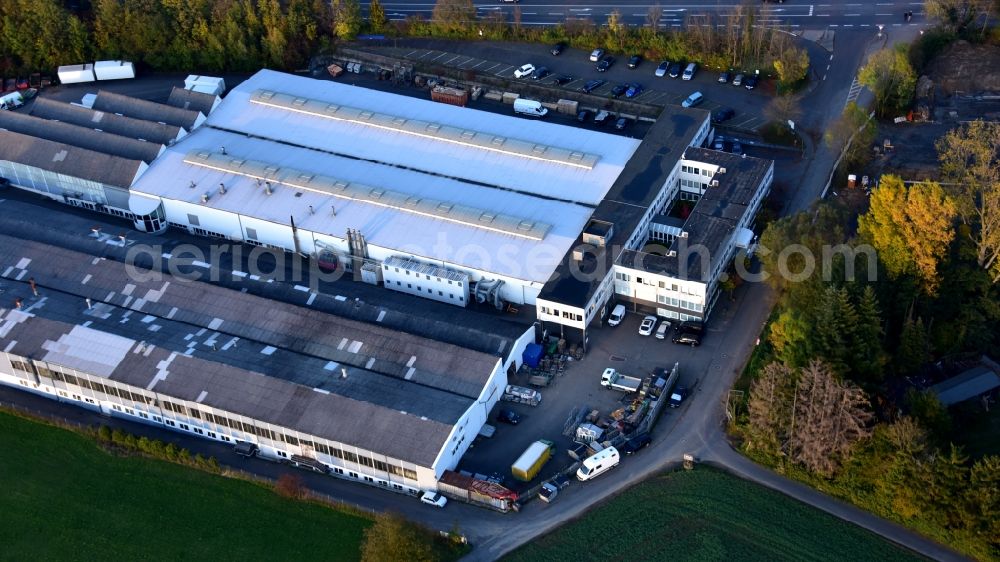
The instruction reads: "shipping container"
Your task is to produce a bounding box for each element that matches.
[430,86,469,107]
[57,64,96,85]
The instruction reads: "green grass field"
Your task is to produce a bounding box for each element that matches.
[0,410,372,561]
[507,468,923,562]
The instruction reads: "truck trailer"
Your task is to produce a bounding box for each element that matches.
[601,368,642,393]
[57,64,96,84]
[94,60,135,81]
[511,439,554,482]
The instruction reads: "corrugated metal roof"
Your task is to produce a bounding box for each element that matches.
[166,86,217,116]
[93,90,202,130]
[0,129,144,188]
[31,97,183,145]
[0,109,163,163]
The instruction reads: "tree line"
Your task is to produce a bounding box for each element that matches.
[739,119,1000,559]
[1,0,809,89]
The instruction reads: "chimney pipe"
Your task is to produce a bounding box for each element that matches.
[14,298,23,309]
[218,182,226,195]
[341,368,348,379]
[29,278,38,297]
[308,205,314,214]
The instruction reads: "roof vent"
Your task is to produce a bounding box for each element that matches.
[264,182,272,195]
[718,167,727,174]
[201,192,210,203]
[668,250,677,257]
[710,180,719,187]
[218,182,226,195]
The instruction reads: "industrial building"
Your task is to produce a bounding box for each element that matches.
[0,70,774,495]
[0,234,533,493]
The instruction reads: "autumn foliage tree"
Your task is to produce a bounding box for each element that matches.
[773,45,810,87]
[936,120,1000,283]
[749,360,873,475]
[858,44,917,116]
[859,175,958,294]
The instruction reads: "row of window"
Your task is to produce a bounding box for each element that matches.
[538,306,583,322]
[678,191,701,202]
[614,272,703,296]
[681,165,713,177]
[390,281,464,301]
[14,360,419,481]
[680,178,707,191]
[656,294,704,312]
[385,266,463,287]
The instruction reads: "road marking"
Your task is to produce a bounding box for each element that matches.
[876,13,892,16]
[845,13,861,16]
[808,4,814,16]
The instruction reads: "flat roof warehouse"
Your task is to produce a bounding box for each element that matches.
[0,235,505,467]
[129,70,641,285]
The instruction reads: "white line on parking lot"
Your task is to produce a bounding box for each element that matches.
[404,50,419,57]
[469,61,486,70]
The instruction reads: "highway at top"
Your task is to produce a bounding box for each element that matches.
[371,0,926,29]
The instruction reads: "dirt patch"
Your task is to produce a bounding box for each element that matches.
[925,40,1000,95]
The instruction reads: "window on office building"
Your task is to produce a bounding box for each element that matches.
[187,214,200,226]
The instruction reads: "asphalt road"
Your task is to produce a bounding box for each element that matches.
[372,0,930,29]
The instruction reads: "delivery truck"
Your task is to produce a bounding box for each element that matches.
[513,98,548,118]
[601,368,642,393]
[511,439,554,482]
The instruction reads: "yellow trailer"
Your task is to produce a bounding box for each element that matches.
[511,439,554,482]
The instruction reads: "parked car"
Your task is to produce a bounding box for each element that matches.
[582,79,606,93]
[593,110,613,126]
[672,330,702,346]
[596,57,615,72]
[614,117,631,130]
[514,64,535,79]
[624,83,643,98]
[610,83,628,98]
[744,76,758,90]
[530,66,551,80]
[712,137,726,151]
[589,48,605,62]
[668,386,689,408]
[553,75,574,86]
[711,107,735,124]
[497,408,521,425]
[655,321,671,339]
[718,71,731,83]
[420,491,448,508]
[577,109,592,122]
[621,432,652,455]
[639,315,658,336]
[682,62,697,80]
[732,73,744,86]
[628,54,643,69]
[551,42,566,56]
[655,61,671,77]
[675,320,705,334]
[681,91,704,108]
[538,475,571,503]
[668,63,682,78]
[731,140,743,155]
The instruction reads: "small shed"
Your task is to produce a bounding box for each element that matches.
[930,365,1000,406]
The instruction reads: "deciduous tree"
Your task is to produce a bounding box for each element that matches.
[368,0,387,32]
[859,175,958,293]
[858,44,917,116]
[748,362,795,452]
[788,360,873,476]
[773,45,809,87]
[824,102,876,169]
[936,120,1000,283]
[431,0,475,35]
[332,0,362,39]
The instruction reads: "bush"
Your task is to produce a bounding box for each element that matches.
[360,512,436,562]
[274,474,306,500]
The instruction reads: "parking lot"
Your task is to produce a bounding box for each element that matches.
[388,41,774,132]
[456,308,721,495]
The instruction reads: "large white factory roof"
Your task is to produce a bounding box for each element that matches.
[131,70,640,283]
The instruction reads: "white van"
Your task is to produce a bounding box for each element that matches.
[577,446,620,481]
[513,98,548,118]
[682,62,697,81]
[607,304,626,327]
